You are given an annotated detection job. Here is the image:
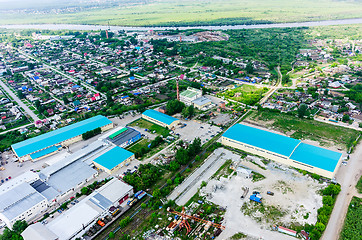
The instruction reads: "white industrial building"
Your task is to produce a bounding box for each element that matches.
[180,87,203,105]
[0,142,103,229]
[0,182,48,228]
[22,179,133,240]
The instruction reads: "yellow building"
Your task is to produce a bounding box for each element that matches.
[192,96,212,110]
[142,109,180,129]
[93,146,135,175]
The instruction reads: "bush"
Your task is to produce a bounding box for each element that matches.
[119,216,132,228]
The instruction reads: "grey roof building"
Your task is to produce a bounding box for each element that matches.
[0,182,48,228]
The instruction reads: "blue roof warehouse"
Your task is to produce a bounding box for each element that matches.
[92,146,135,174]
[12,115,113,161]
[221,124,342,178]
[142,109,180,129]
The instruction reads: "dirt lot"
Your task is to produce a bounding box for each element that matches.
[198,149,324,240]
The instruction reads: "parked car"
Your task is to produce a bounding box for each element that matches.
[267,191,274,196]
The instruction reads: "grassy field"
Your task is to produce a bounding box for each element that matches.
[128,118,169,136]
[307,24,362,40]
[127,138,150,153]
[1,0,362,26]
[219,85,269,106]
[339,197,362,240]
[247,110,361,150]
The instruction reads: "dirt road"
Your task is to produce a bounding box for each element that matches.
[322,142,362,240]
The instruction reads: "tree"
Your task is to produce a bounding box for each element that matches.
[323,184,341,197]
[315,222,326,232]
[109,232,115,239]
[153,188,161,198]
[0,220,27,240]
[175,148,190,165]
[322,195,335,206]
[17,90,24,99]
[181,107,189,119]
[342,114,350,122]
[166,100,185,115]
[246,62,254,74]
[169,161,180,171]
[81,187,90,195]
[12,220,28,234]
[297,104,308,118]
[119,217,132,228]
[62,96,69,104]
[188,138,202,157]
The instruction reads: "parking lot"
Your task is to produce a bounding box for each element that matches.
[174,119,222,145]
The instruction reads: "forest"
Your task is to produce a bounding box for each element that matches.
[180,28,308,72]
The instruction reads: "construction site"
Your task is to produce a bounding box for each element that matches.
[155,147,325,240]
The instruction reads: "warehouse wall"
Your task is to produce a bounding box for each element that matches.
[93,155,135,175]
[221,136,337,178]
[142,115,179,129]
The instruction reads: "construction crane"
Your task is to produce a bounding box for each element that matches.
[167,207,226,230]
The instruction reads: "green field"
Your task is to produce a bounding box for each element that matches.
[1,0,362,26]
[219,85,268,106]
[128,118,169,136]
[247,110,361,150]
[339,197,362,240]
[127,138,151,153]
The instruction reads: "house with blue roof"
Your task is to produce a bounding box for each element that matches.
[221,123,342,178]
[12,115,113,161]
[142,109,180,129]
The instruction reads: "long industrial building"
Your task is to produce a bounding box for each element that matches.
[12,115,113,161]
[142,109,180,129]
[21,178,133,240]
[221,124,342,178]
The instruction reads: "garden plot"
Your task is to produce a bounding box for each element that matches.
[199,149,324,240]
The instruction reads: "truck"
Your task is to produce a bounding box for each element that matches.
[137,191,147,200]
[250,194,262,203]
[127,198,138,206]
[134,190,143,198]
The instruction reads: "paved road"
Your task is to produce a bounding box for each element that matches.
[167,149,227,205]
[260,66,282,104]
[0,78,39,122]
[322,141,362,240]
